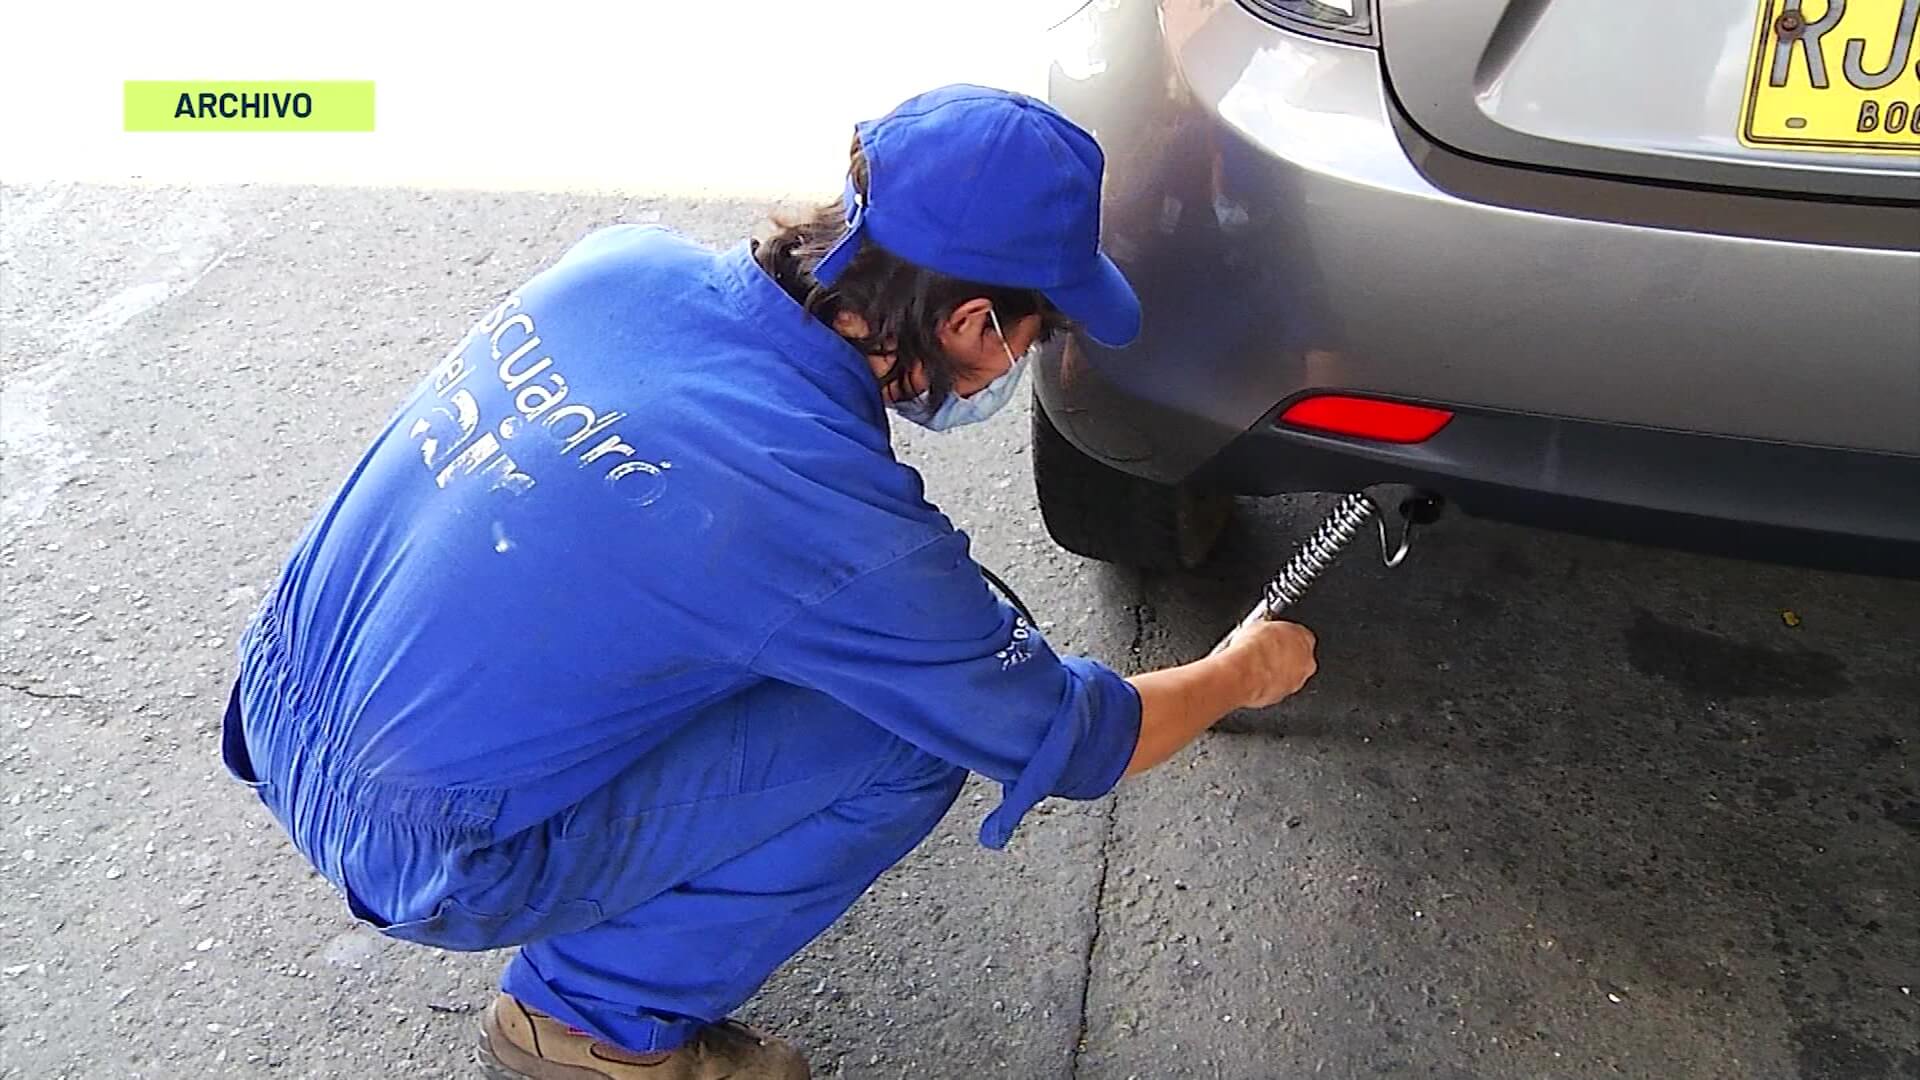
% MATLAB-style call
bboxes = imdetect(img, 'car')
[1032,0,1920,576]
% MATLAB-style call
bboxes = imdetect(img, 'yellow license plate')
[1740,0,1920,153]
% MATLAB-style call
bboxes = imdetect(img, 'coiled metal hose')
[1212,490,1425,655]
[1259,491,1379,618]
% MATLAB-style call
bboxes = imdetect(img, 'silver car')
[1032,0,1920,574]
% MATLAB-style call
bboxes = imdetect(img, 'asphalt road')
[2,183,1915,1080]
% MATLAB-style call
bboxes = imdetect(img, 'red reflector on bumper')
[1278,396,1454,443]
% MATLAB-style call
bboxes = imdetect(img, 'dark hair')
[756,140,1074,408]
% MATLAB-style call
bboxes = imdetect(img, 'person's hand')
[1124,617,1320,775]
[1219,619,1318,710]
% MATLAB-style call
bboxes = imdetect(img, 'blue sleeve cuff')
[977,656,1141,850]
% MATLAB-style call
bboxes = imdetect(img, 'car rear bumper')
[1194,397,1920,577]
[1042,0,1920,490]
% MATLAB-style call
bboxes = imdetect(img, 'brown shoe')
[476,993,809,1079]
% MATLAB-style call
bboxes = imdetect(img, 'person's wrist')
[1208,648,1258,713]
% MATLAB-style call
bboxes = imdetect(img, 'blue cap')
[812,84,1142,348]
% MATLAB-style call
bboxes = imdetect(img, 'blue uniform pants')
[225,678,967,1053]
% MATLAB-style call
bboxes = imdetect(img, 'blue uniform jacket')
[240,225,1142,854]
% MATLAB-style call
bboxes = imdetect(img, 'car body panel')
[1376,0,1920,200]
[1042,0,1920,496]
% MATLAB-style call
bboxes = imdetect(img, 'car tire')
[1032,400,1233,571]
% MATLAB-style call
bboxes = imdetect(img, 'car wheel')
[1032,400,1233,571]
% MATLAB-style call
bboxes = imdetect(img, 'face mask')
[891,308,1036,432]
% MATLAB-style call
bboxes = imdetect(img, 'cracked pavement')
[2,183,1916,1079]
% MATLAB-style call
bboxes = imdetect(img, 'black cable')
[978,564,1036,627]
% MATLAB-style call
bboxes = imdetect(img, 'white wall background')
[2,1,1087,196]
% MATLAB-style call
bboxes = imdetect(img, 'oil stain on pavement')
[1624,608,1850,700]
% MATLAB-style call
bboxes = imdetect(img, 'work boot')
[476,993,810,1079]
